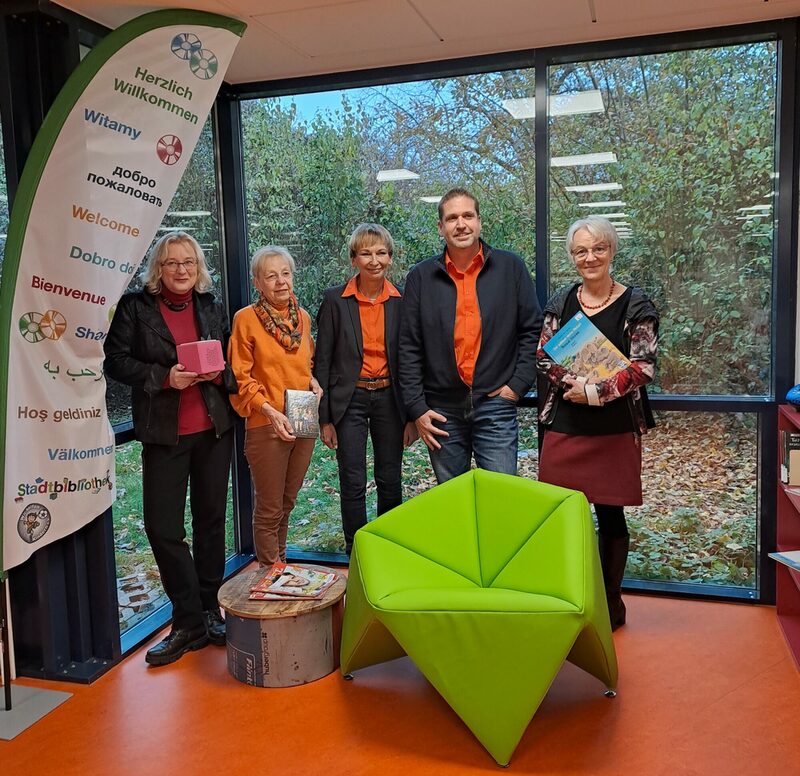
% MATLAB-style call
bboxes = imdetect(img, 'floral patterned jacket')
[536,283,659,435]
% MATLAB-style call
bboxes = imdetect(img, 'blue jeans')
[428,395,519,483]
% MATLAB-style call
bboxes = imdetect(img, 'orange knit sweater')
[228,304,314,429]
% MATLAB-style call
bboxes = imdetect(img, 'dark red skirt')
[538,430,643,506]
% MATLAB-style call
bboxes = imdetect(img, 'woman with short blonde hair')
[314,223,416,555]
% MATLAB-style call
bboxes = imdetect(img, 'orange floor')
[2,594,800,775]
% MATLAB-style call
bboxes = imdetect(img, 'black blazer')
[313,283,405,426]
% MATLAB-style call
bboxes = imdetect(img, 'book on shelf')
[249,563,337,600]
[542,311,630,382]
[284,389,320,438]
[769,550,800,572]
[779,430,800,485]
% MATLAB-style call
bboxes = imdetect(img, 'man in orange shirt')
[399,188,542,482]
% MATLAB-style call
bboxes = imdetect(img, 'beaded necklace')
[578,279,615,310]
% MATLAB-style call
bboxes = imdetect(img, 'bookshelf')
[776,405,800,669]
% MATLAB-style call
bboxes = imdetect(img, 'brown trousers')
[244,424,315,564]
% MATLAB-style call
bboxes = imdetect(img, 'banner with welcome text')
[0,10,246,574]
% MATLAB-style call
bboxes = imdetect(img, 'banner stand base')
[17,655,116,685]
[0,684,71,739]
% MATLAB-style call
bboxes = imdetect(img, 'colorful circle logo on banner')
[40,309,67,340]
[157,134,183,165]
[18,310,67,342]
[19,312,46,342]
[190,49,218,79]
[18,503,52,543]
[171,33,202,60]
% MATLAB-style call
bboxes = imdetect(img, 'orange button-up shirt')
[445,246,485,386]
[342,277,401,378]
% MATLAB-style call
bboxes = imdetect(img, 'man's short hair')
[348,223,395,258]
[438,188,480,221]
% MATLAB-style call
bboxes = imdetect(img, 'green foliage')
[550,45,775,394]
[236,44,775,398]
[627,506,755,585]
[112,441,235,578]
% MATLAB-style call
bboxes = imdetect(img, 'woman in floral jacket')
[537,216,658,631]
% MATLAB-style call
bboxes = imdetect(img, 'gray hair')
[566,216,618,256]
[250,245,296,280]
[142,232,213,294]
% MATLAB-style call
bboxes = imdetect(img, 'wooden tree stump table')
[218,565,346,688]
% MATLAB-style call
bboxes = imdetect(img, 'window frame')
[222,19,798,604]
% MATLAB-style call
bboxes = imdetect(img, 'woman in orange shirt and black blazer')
[314,224,417,555]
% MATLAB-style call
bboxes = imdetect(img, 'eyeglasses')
[571,244,610,261]
[162,259,197,272]
[260,269,293,285]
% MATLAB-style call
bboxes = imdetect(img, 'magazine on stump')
[249,563,337,600]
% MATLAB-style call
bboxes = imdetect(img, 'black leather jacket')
[104,290,237,445]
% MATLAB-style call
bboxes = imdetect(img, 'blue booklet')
[543,311,630,381]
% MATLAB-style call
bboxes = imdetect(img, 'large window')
[242,69,538,555]
[238,37,780,598]
[548,44,776,397]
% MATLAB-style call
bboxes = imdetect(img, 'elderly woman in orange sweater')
[229,246,322,565]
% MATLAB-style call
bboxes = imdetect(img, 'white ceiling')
[54,0,800,85]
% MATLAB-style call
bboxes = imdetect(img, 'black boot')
[204,608,226,646]
[599,534,629,631]
[145,624,209,666]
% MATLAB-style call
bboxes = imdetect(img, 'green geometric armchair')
[340,469,618,766]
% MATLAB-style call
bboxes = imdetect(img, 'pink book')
[176,340,225,374]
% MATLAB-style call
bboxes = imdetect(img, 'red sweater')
[159,291,213,436]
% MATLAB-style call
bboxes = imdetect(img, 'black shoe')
[204,608,226,646]
[145,625,209,666]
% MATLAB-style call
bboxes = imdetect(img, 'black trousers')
[335,387,404,553]
[141,428,233,630]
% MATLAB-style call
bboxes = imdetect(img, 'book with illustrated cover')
[769,550,800,572]
[249,563,337,600]
[543,311,631,381]
[284,389,320,438]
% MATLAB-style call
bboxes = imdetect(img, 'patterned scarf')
[253,293,303,351]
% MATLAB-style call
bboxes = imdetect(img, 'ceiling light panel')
[502,89,605,120]
[551,152,617,167]
[376,168,420,182]
[565,183,623,193]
